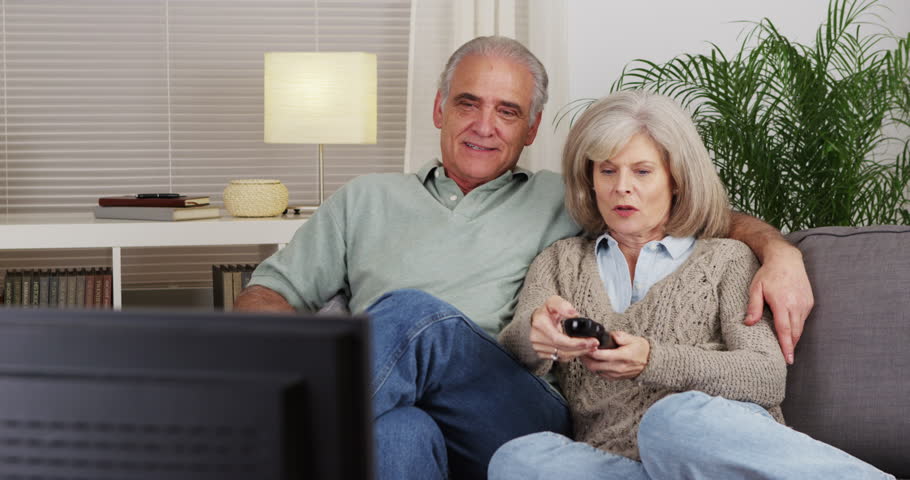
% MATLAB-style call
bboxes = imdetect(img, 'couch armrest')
[782,225,910,477]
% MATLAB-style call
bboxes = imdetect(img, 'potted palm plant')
[562,0,909,231]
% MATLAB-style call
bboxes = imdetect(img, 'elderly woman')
[489,91,892,480]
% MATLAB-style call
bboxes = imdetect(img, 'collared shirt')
[249,159,580,335]
[595,233,695,313]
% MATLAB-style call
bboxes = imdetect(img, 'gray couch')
[781,225,909,478]
[326,224,909,476]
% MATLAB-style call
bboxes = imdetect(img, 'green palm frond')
[571,0,909,229]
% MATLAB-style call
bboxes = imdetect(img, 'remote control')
[562,317,617,349]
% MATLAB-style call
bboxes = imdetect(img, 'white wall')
[545,0,910,172]
[568,0,910,99]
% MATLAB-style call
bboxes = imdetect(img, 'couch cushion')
[782,225,910,477]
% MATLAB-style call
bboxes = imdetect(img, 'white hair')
[438,36,548,125]
[563,90,731,238]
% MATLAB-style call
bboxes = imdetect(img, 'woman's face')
[593,133,675,240]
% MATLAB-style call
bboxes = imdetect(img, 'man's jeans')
[488,391,894,480]
[367,289,571,480]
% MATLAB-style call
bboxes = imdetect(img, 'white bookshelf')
[0,211,308,308]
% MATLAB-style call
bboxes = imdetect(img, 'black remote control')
[562,317,617,349]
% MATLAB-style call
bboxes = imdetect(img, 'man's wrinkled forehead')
[447,55,535,108]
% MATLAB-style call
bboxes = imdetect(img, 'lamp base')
[282,143,326,216]
[284,205,321,216]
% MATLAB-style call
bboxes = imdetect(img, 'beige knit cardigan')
[498,236,788,460]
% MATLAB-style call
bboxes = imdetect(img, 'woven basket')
[223,179,289,217]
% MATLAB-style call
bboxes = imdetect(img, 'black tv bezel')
[0,307,373,480]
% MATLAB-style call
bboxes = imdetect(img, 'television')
[0,307,373,480]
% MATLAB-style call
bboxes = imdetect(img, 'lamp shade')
[264,52,377,144]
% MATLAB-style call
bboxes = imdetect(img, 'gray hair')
[438,36,548,125]
[563,90,731,238]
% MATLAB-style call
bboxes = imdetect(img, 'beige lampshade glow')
[264,52,377,144]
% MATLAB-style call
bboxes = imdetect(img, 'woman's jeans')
[488,391,895,480]
[366,289,572,480]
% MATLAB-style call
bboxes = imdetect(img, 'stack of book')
[2,268,113,308]
[94,194,219,221]
[212,264,258,311]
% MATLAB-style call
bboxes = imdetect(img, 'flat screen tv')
[0,307,372,480]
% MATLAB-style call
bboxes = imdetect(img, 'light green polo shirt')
[248,160,581,335]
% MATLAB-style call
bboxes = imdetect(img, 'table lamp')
[264,52,377,211]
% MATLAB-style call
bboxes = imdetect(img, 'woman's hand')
[529,295,600,362]
[580,331,650,379]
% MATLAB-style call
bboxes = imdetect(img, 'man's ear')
[432,90,444,129]
[525,112,543,145]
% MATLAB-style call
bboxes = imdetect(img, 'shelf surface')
[0,211,309,249]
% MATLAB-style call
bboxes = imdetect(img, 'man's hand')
[529,295,599,362]
[728,212,815,365]
[579,331,650,380]
[745,245,814,365]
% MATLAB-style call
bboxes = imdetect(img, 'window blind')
[0,0,411,289]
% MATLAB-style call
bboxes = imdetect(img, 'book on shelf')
[38,272,50,307]
[93,205,220,222]
[102,269,112,307]
[3,271,13,306]
[98,195,210,208]
[212,264,258,311]
[13,272,23,305]
[221,265,236,311]
[48,272,58,308]
[84,270,96,307]
[231,268,243,305]
[66,272,78,307]
[74,270,86,307]
[21,272,31,307]
[56,270,68,307]
[212,266,225,311]
[30,275,39,306]
[93,271,103,307]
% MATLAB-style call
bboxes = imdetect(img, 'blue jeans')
[489,391,894,480]
[367,289,572,480]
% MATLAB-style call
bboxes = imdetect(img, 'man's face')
[433,55,541,193]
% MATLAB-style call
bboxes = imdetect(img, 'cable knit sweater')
[498,236,788,460]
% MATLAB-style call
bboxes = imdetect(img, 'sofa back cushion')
[782,225,910,477]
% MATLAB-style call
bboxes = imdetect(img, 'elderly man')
[235,36,813,479]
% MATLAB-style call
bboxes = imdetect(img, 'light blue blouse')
[594,234,696,313]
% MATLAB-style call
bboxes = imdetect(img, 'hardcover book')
[13,273,23,306]
[93,272,103,307]
[57,270,69,307]
[30,275,40,306]
[98,195,210,208]
[231,268,243,305]
[102,269,112,308]
[223,265,237,311]
[74,270,86,307]
[48,272,58,308]
[3,272,13,306]
[84,271,96,307]
[21,272,31,307]
[212,265,225,311]
[93,205,220,222]
[66,272,78,307]
[38,272,50,307]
